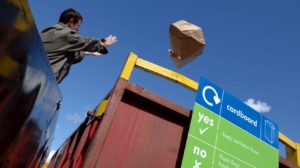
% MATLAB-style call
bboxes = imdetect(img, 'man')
[41,8,117,83]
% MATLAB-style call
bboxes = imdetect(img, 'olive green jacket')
[41,22,108,83]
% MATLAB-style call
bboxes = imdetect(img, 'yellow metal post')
[95,99,108,117]
[279,132,297,150]
[135,58,198,92]
[286,143,300,166]
[279,132,300,166]
[120,52,138,80]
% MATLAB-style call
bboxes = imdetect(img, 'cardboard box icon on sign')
[265,120,275,144]
[169,20,205,68]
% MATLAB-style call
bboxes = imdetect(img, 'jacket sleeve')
[67,30,108,54]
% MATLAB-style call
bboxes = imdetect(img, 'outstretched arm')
[84,35,117,56]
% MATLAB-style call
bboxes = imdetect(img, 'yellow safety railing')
[120,52,198,91]
[280,132,300,166]
[120,52,300,166]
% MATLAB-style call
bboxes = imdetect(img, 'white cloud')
[65,105,93,124]
[46,150,56,163]
[66,112,85,124]
[244,98,271,113]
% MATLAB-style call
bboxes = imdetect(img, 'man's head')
[59,8,82,32]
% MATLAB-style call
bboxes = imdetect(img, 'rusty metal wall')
[94,91,189,167]
[0,0,62,167]
[78,79,189,168]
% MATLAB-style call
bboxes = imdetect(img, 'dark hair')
[59,8,83,24]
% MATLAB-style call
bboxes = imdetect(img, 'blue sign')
[221,92,261,138]
[196,77,223,115]
[195,77,279,149]
[261,115,279,148]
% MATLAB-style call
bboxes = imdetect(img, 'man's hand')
[103,35,117,47]
[84,51,102,56]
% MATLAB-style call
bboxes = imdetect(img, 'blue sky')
[28,0,300,160]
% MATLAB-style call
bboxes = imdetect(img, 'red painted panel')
[70,119,100,168]
[49,118,101,168]
[95,96,186,168]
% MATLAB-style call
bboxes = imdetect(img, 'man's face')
[69,19,81,32]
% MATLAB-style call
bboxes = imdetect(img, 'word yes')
[198,112,214,127]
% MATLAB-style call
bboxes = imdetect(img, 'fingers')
[93,52,102,56]
[84,51,102,56]
[105,35,117,46]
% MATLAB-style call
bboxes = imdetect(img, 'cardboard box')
[169,20,205,68]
